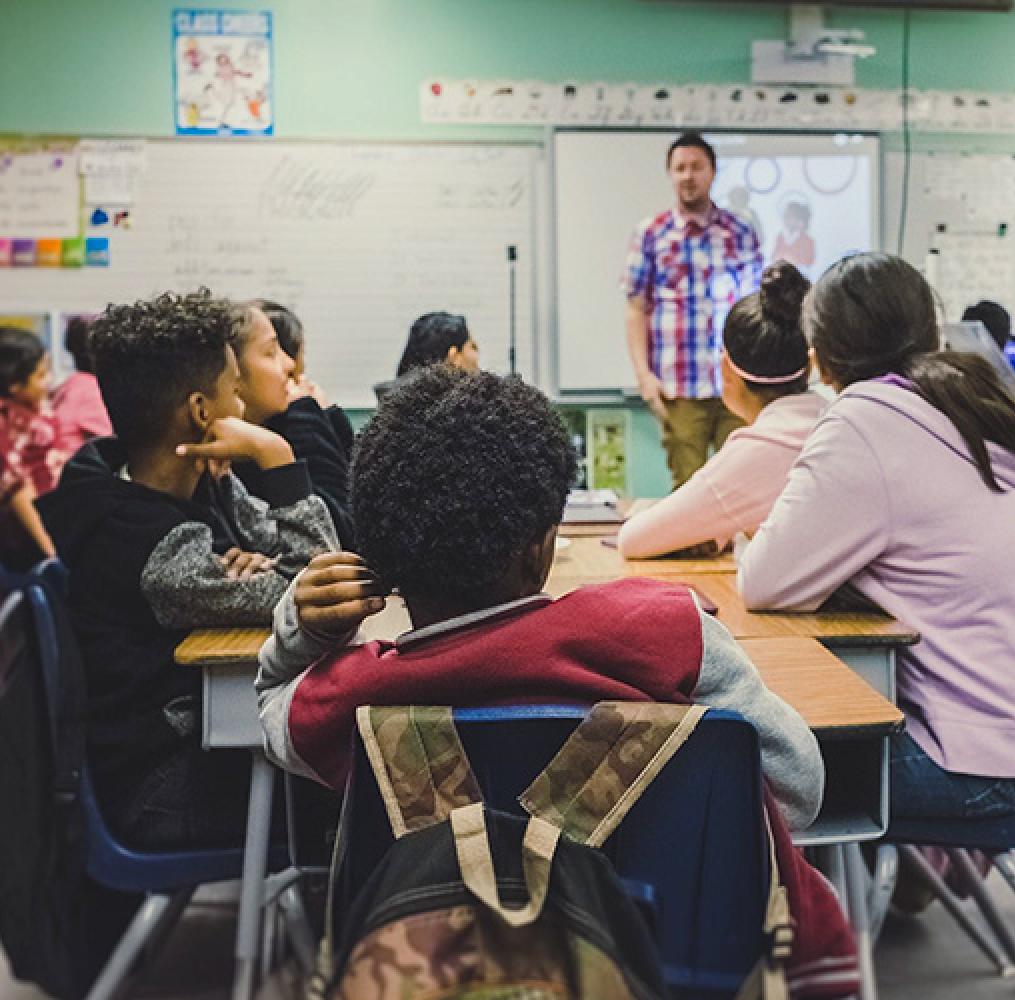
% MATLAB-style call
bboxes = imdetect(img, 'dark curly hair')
[90,290,242,449]
[351,366,577,604]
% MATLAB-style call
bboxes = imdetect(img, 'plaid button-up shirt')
[623,204,762,400]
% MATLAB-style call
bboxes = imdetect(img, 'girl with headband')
[619,261,827,559]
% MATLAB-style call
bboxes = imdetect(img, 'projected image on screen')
[552,129,880,391]
[713,143,873,280]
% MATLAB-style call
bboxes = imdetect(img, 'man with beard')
[624,132,763,488]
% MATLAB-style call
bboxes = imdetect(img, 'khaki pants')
[660,396,744,490]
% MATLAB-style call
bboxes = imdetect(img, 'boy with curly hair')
[257,366,821,830]
[41,290,337,848]
[257,367,864,996]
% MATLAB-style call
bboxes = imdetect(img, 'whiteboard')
[553,129,879,393]
[0,141,537,408]
[885,149,1015,322]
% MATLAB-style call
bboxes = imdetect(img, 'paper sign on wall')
[0,148,79,240]
[173,9,274,136]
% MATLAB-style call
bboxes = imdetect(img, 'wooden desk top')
[175,626,269,666]
[175,627,901,737]
[548,546,917,646]
[739,638,903,737]
[682,574,918,646]
[554,535,736,576]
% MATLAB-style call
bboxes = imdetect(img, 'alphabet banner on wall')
[420,79,1015,135]
[173,9,274,136]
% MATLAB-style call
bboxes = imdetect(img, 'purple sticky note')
[12,239,35,266]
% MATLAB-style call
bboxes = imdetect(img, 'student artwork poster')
[173,9,274,136]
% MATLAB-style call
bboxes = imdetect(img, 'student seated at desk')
[230,300,355,548]
[619,262,827,559]
[255,299,351,448]
[373,311,479,402]
[257,366,858,995]
[51,315,112,454]
[0,326,70,568]
[41,291,337,848]
[739,252,1015,825]
[962,299,1015,371]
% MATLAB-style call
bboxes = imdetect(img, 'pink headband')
[725,354,807,385]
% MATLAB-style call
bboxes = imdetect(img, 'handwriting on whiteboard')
[258,157,376,220]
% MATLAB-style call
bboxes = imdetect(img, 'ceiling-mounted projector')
[752,5,877,86]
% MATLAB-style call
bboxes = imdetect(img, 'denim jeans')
[890,731,1015,821]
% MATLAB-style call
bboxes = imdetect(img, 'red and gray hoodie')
[257,576,859,997]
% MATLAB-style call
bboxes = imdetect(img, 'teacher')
[624,132,763,488]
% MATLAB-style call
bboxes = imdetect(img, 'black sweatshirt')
[39,437,337,810]
[234,397,356,548]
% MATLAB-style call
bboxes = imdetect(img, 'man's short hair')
[666,131,716,171]
[351,367,577,604]
[90,290,241,449]
[962,300,1012,352]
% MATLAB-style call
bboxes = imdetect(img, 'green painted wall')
[3,0,1014,495]
[4,0,1015,138]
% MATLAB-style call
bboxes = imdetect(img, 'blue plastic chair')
[317,704,770,999]
[885,815,1015,976]
[13,572,280,1000]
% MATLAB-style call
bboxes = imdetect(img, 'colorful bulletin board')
[173,9,274,136]
[0,139,86,270]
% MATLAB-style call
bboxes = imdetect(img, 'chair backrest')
[21,575,250,892]
[30,557,70,599]
[328,704,768,996]
[0,585,85,997]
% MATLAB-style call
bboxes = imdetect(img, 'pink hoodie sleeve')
[738,411,891,611]
[617,464,737,558]
[617,433,777,558]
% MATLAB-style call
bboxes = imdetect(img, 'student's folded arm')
[221,463,339,577]
[690,603,824,830]
[617,467,734,559]
[738,413,890,612]
[141,521,297,629]
[256,576,358,781]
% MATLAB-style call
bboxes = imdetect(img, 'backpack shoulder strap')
[733,811,793,1000]
[519,701,708,848]
[355,705,482,837]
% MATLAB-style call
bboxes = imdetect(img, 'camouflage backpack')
[310,702,792,1000]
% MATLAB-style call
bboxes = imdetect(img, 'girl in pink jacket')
[619,261,827,559]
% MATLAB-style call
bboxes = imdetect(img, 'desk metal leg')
[813,844,848,913]
[844,842,878,1000]
[232,752,275,1000]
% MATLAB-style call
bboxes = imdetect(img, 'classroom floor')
[2,874,1013,999]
